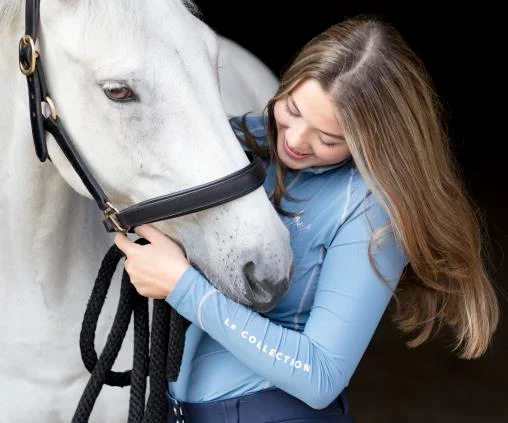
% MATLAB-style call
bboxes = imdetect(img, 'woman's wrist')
[167,262,192,295]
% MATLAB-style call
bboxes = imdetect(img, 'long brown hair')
[245,16,499,359]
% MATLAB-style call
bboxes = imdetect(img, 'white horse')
[0,1,292,422]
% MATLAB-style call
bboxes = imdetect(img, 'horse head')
[1,0,292,311]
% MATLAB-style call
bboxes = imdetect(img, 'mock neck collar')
[299,156,353,175]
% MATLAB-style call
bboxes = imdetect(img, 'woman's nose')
[288,126,311,153]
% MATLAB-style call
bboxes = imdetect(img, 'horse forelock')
[181,0,200,16]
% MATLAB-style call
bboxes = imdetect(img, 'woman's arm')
[166,200,407,409]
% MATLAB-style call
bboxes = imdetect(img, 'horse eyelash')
[102,81,127,90]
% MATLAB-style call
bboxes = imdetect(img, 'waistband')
[167,388,353,423]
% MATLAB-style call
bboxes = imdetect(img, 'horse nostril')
[243,261,289,313]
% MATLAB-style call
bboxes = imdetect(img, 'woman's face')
[274,79,351,170]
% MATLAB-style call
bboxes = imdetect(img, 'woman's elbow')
[300,383,347,410]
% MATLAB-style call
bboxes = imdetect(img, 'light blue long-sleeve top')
[165,114,408,409]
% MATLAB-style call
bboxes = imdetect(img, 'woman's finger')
[114,233,138,256]
[134,224,167,243]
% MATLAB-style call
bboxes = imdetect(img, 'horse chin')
[150,210,292,311]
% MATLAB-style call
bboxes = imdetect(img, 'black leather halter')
[18,0,266,233]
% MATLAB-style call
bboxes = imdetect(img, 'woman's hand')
[114,224,190,299]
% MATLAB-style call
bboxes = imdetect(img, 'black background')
[194,1,507,422]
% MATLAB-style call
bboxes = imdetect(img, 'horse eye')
[103,85,137,102]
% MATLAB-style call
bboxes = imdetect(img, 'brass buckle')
[43,96,57,121]
[19,35,37,76]
[104,201,128,233]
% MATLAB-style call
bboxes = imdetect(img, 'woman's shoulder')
[228,113,268,141]
[329,166,397,246]
[313,161,369,207]
[311,164,391,238]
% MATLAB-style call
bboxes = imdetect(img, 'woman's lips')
[284,138,312,160]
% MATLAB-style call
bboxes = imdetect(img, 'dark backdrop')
[193,1,507,422]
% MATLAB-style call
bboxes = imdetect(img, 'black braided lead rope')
[127,283,150,423]
[167,309,191,381]
[144,300,171,421]
[79,243,136,387]
[75,239,190,423]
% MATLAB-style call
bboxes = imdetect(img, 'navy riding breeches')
[167,388,354,422]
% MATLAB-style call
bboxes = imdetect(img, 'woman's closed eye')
[319,134,346,148]
[320,138,341,148]
[284,98,300,117]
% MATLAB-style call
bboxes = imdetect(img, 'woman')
[115,16,499,422]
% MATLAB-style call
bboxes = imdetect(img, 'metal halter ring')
[19,35,37,76]
[103,201,128,233]
[43,96,57,121]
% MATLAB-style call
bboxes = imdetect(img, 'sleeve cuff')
[165,265,201,308]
